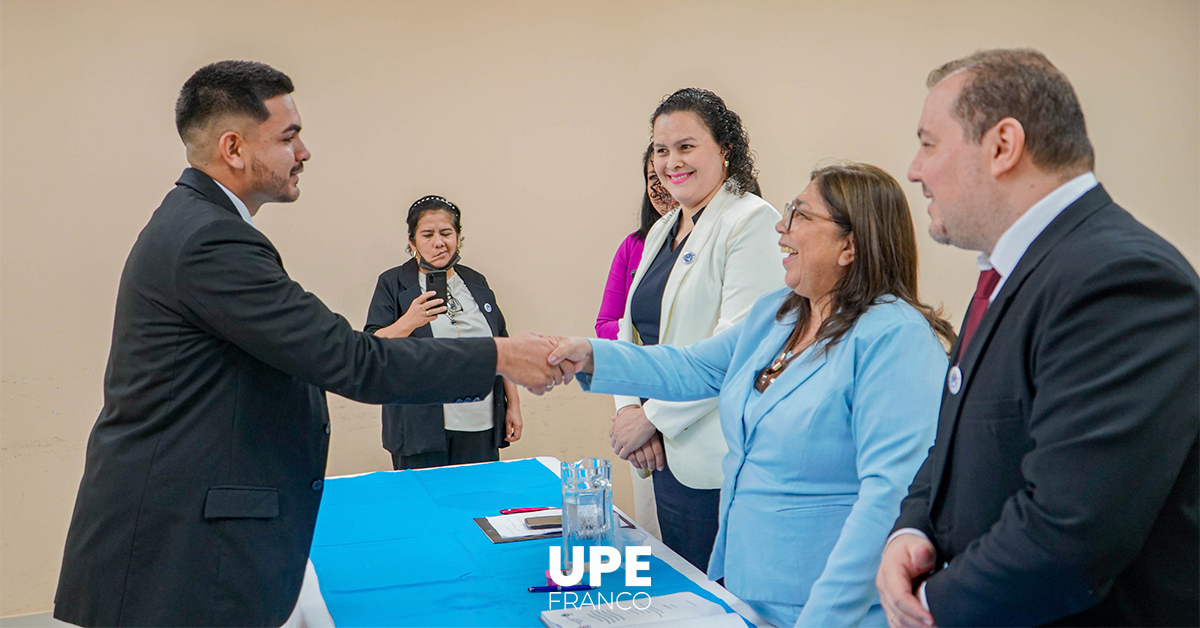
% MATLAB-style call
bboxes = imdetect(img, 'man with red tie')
[876,49,1198,627]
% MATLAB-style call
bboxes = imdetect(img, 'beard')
[249,157,300,204]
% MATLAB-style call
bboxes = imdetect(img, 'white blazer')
[616,184,783,489]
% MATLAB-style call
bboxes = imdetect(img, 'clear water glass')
[560,458,614,570]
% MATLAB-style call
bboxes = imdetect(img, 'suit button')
[324,423,331,434]
[312,480,323,491]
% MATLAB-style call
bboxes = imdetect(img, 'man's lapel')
[927,185,1114,510]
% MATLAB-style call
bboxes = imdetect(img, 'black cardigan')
[364,258,510,455]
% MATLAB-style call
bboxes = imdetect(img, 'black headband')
[408,195,460,221]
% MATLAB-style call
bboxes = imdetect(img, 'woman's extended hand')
[375,291,445,338]
[547,336,594,375]
[611,405,657,459]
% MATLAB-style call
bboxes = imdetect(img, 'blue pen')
[528,584,596,593]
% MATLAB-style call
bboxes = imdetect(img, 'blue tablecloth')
[309,459,735,627]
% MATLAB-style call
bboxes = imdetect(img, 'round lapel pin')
[484,303,492,313]
[682,252,695,264]
[947,366,962,395]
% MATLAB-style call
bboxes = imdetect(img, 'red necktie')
[957,269,1001,362]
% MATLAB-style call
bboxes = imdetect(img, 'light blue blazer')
[580,289,946,628]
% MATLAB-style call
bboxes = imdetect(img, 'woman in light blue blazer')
[551,163,956,627]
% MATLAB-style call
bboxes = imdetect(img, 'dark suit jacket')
[54,169,497,627]
[894,185,1199,627]
[363,259,511,455]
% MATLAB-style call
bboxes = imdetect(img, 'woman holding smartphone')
[609,88,783,571]
[364,195,522,469]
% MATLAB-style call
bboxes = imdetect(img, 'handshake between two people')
[493,332,593,395]
[494,333,665,473]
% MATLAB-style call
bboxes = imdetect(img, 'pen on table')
[500,507,554,514]
[528,585,596,593]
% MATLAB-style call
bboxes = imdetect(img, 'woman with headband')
[364,195,522,469]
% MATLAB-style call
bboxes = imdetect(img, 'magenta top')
[595,232,646,339]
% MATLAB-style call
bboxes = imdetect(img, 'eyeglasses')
[783,200,837,231]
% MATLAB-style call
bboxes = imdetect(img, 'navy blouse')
[630,208,705,347]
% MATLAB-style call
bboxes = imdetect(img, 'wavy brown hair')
[777,163,956,351]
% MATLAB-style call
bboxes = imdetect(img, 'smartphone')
[425,270,448,308]
[525,515,562,530]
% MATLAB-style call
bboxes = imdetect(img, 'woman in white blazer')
[609,88,783,570]
[554,163,956,627]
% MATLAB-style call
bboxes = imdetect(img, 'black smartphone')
[525,515,562,530]
[425,270,448,307]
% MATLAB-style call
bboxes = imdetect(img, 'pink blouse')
[595,232,646,339]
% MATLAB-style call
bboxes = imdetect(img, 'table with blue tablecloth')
[300,457,767,627]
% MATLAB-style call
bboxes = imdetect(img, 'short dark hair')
[175,60,294,144]
[650,88,759,195]
[778,162,955,352]
[929,48,1094,173]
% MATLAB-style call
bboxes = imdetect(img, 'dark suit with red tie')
[893,184,1199,626]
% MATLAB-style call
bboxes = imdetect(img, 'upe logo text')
[548,546,652,586]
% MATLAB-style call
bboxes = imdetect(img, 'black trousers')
[652,458,721,572]
[391,429,498,470]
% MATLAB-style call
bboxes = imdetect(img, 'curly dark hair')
[650,88,758,196]
[175,60,293,145]
[636,144,664,240]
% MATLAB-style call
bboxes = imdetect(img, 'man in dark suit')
[876,49,1198,627]
[53,60,567,627]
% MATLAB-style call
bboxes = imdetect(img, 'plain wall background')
[1,0,1196,616]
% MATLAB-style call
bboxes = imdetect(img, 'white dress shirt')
[212,179,257,229]
[977,172,1098,301]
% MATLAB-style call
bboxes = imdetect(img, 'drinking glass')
[560,458,614,570]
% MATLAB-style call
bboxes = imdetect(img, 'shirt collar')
[212,179,257,230]
[977,172,1097,300]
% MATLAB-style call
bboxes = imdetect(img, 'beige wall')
[1,0,1196,616]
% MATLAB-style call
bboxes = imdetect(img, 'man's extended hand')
[495,332,570,395]
[877,534,937,628]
